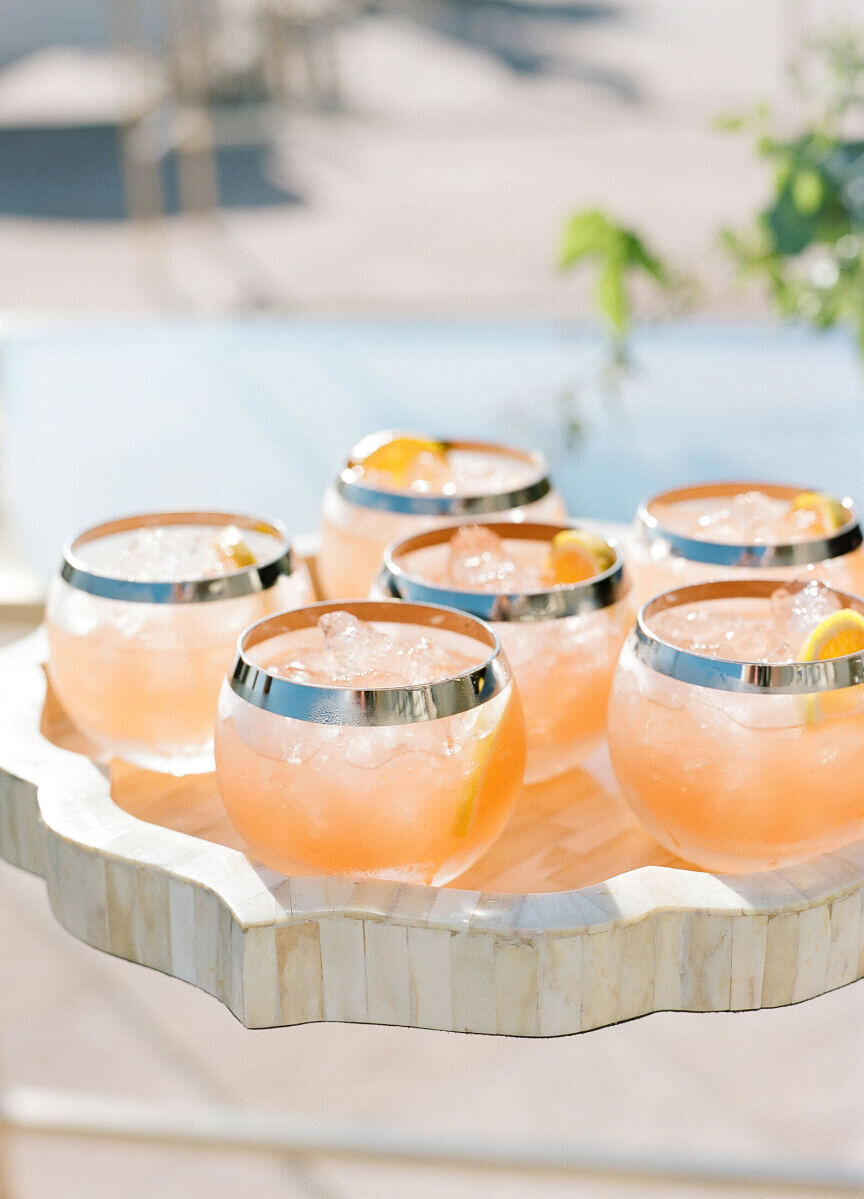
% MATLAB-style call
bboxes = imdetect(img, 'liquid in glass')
[631,483,864,603]
[319,431,566,599]
[47,512,313,774]
[215,601,526,883]
[378,522,631,782]
[608,577,864,873]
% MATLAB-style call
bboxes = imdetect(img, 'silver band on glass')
[377,522,627,622]
[634,579,864,694]
[229,599,510,726]
[637,482,862,567]
[60,510,294,604]
[335,431,552,516]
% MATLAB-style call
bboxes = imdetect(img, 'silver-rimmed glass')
[318,431,566,599]
[214,599,527,883]
[631,481,864,603]
[608,578,864,873]
[46,509,313,775]
[376,521,633,782]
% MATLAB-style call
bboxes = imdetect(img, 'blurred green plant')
[717,29,864,351]
[558,209,673,347]
[555,209,679,442]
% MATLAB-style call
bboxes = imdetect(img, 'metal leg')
[0,1065,13,1199]
[2,1086,864,1194]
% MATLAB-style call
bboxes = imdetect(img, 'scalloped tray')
[2,629,864,1034]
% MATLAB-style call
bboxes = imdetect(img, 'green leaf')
[596,253,628,335]
[712,112,746,133]
[792,168,825,214]
[559,210,617,268]
[623,232,667,282]
[764,188,820,255]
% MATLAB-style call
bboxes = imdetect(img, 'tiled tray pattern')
[2,630,864,1034]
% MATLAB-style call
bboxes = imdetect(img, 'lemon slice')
[797,609,864,662]
[451,700,505,837]
[359,436,447,487]
[215,524,256,568]
[791,491,849,535]
[797,608,864,721]
[545,530,616,585]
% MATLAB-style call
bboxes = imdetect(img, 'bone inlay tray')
[2,629,864,1034]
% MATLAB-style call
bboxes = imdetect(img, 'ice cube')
[405,449,455,493]
[650,600,780,662]
[770,577,843,654]
[447,525,516,588]
[319,611,395,679]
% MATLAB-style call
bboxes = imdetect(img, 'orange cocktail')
[630,482,864,604]
[608,577,864,873]
[377,522,632,782]
[215,600,526,883]
[47,510,313,774]
[318,431,566,599]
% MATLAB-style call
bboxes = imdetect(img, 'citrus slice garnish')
[797,608,864,721]
[791,491,849,536]
[359,436,447,487]
[797,608,864,663]
[545,530,616,585]
[451,698,504,837]
[215,524,256,569]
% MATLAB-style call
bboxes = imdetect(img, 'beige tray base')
[2,629,864,1035]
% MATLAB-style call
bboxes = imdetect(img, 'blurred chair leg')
[315,21,342,111]
[118,119,166,223]
[175,110,220,214]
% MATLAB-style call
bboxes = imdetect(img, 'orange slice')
[797,608,864,721]
[545,530,616,585]
[215,524,256,568]
[359,436,447,486]
[791,492,849,536]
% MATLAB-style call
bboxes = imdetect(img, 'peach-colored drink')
[378,523,632,782]
[631,483,864,603]
[215,601,526,883]
[608,578,864,873]
[47,511,313,774]
[319,431,566,599]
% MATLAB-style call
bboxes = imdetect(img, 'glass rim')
[228,598,512,726]
[637,481,862,567]
[633,578,864,694]
[334,430,552,516]
[60,509,294,604]
[378,521,628,621]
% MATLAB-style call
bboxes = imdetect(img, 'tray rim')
[3,627,864,1034]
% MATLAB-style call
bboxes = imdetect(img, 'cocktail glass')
[630,482,864,604]
[318,430,566,600]
[47,510,313,774]
[376,522,631,783]
[214,599,526,882]
[607,577,864,873]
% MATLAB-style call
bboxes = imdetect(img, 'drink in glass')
[47,510,313,774]
[631,482,864,603]
[215,599,526,883]
[608,577,864,873]
[377,522,631,782]
[318,431,566,599]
